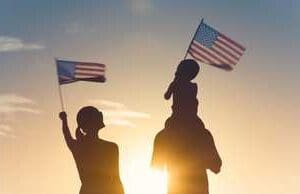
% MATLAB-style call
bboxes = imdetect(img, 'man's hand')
[59,111,67,121]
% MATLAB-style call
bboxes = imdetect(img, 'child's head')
[76,106,105,135]
[175,59,200,81]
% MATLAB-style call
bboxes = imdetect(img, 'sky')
[0,0,299,194]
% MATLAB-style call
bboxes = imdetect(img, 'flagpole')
[55,58,65,111]
[183,18,204,60]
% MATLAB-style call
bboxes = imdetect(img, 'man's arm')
[112,144,125,194]
[151,133,165,170]
[206,130,222,174]
[59,112,76,150]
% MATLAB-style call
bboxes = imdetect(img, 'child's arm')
[164,81,176,100]
[59,112,76,150]
[191,83,198,98]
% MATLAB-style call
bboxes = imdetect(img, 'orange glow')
[121,159,168,194]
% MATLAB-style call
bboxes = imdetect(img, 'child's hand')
[59,112,67,121]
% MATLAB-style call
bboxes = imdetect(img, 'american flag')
[56,59,106,85]
[187,21,246,71]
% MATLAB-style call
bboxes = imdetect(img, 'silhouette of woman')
[59,106,124,194]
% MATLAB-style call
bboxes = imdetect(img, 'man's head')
[76,106,105,134]
[175,59,200,81]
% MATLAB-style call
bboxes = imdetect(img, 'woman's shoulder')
[98,139,119,151]
[190,82,198,88]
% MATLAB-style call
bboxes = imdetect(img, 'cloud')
[0,94,40,114]
[104,110,150,119]
[0,36,44,52]
[105,118,137,128]
[128,0,153,15]
[89,99,150,128]
[0,130,8,137]
[0,124,11,131]
[0,124,13,138]
[89,99,125,109]
[0,94,40,138]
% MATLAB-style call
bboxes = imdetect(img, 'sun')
[121,159,168,194]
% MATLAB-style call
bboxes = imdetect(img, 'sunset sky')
[0,1,299,194]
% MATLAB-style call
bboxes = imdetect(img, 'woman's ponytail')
[75,127,86,142]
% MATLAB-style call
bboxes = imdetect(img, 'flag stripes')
[187,21,245,70]
[75,63,105,79]
[56,60,106,84]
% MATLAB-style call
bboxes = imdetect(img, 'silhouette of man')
[152,59,222,194]
[59,106,124,194]
[152,123,222,194]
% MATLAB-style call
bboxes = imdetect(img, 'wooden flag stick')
[183,18,204,60]
[55,58,65,111]
[57,82,65,111]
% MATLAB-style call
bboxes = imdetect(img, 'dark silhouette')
[59,107,124,194]
[164,59,205,130]
[152,59,222,194]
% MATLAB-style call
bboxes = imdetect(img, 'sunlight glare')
[122,160,168,194]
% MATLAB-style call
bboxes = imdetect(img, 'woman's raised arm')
[59,112,76,150]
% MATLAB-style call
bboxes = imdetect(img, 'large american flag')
[187,21,246,71]
[56,59,106,85]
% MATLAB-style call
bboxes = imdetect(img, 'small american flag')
[187,20,246,71]
[56,59,106,85]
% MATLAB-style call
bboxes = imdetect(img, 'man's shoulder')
[154,128,171,140]
[197,128,216,148]
[154,128,179,147]
[197,128,213,139]
[203,128,213,137]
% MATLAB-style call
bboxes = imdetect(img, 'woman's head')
[175,59,200,81]
[76,106,105,135]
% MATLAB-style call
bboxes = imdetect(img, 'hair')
[175,59,200,81]
[76,106,105,134]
